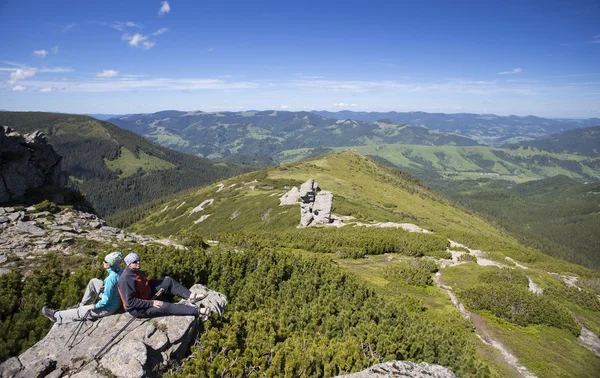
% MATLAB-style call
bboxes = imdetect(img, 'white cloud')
[62,23,76,33]
[122,33,156,49]
[39,87,58,92]
[96,70,119,78]
[152,28,168,36]
[498,68,523,75]
[8,68,36,84]
[33,49,48,58]
[12,85,26,91]
[39,67,74,73]
[51,46,59,54]
[18,77,259,92]
[158,1,171,15]
[110,21,142,31]
[333,102,358,107]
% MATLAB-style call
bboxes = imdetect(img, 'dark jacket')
[118,267,152,311]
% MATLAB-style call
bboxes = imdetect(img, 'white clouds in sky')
[122,33,156,50]
[62,23,76,33]
[39,87,57,92]
[333,102,358,107]
[52,46,59,54]
[96,70,119,78]
[110,21,142,31]
[498,68,522,75]
[152,28,168,36]
[12,85,26,91]
[158,1,171,15]
[8,68,36,84]
[33,50,48,58]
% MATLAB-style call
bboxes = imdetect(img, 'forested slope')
[0,111,246,216]
[516,125,600,156]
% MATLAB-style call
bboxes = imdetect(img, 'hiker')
[42,252,124,323]
[117,253,209,318]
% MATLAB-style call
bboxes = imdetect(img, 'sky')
[1,0,599,118]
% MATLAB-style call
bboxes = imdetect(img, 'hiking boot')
[42,306,57,322]
[197,307,211,322]
[185,292,207,306]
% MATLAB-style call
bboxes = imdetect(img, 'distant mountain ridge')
[107,110,478,159]
[516,125,600,156]
[0,111,245,217]
[313,110,600,146]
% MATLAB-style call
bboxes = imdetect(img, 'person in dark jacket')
[117,253,208,318]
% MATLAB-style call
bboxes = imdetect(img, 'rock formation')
[0,127,68,204]
[282,178,333,227]
[335,361,456,378]
[0,206,185,276]
[0,284,227,378]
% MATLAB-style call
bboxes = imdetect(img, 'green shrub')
[478,268,529,287]
[460,283,580,336]
[384,263,434,287]
[33,200,60,214]
[458,254,477,263]
[424,250,452,259]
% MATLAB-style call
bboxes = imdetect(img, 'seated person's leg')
[131,302,199,318]
[55,305,94,324]
[80,278,104,306]
[150,276,192,300]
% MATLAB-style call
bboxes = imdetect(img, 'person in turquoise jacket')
[42,252,124,323]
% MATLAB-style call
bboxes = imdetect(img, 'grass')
[105,147,175,178]
[275,144,600,184]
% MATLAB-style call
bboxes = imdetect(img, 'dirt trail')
[437,242,538,378]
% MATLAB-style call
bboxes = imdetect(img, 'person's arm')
[118,271,152,310]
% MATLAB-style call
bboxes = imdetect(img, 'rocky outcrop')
[281,178,334,227]
[0,206,185,276]
[0,284,227,378]
[335,361,456,378]
[0,127,68,204]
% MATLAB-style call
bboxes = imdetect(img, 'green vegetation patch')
[460,283,580,336]
[105,147,175,178]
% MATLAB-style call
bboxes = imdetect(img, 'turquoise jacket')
[95,267,123,311]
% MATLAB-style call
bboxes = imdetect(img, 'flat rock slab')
[336,361,456,378]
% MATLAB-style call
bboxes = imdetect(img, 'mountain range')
[313,110,600,146]
[107,110,479,160]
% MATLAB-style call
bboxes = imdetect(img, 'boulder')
[0,283,227,378]
[0,126,68,204]
[296,178,334,227]
[335,361,456,378]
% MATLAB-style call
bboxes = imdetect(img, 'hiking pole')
[67,286,104,348]
[94,288,165,360]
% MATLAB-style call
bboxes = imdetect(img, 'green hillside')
[442,176,600,270]
[275,144,600,184]
[126,150,600,377]
[0,111,245,216]
[108,110,478,160]
[517,125,600,156]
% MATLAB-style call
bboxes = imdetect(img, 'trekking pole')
[94,288,164,360]
[67,286,104,348]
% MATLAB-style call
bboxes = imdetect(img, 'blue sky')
[1,0,599,117]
